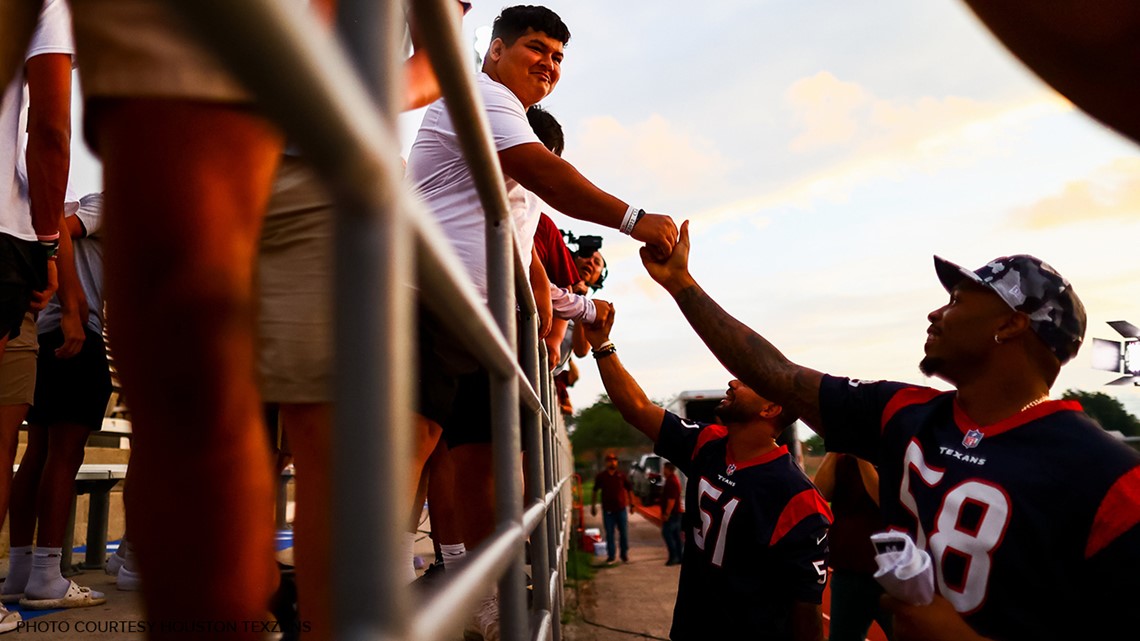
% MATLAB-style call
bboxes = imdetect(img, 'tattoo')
[673,283,823,430]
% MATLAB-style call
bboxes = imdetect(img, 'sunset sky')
[65,0,1140,423]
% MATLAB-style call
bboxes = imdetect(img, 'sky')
[68,0,1140,423]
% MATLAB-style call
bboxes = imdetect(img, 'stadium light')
[1093,321,1140,386]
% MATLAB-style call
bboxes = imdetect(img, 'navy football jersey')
[655,411,832,641]
[820,375,1140,641]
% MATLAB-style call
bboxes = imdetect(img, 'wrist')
[619,205,645,235]
[664,273,697,297]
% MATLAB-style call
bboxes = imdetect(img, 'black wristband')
[592,345,617,359]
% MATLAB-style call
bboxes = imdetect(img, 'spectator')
[591,451,634,564]
[6,192,107,611]
[813,452,893,641]
[583,307,831,641]
[659,461,683,566]
[641,224,1140,641]
[255,1,470,636]
[406,5,676,635]
[0,0,77,629]
[0,0,71,369]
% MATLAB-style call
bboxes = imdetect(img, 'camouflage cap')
[933,255,1086,363]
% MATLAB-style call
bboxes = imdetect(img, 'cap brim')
[933,255,982,294]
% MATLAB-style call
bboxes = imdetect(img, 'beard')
[714,403,746,424]
[919,355,943,378]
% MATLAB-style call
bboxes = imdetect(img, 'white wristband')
[619,205,638,235]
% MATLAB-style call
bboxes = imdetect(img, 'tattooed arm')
[639,221,826,434]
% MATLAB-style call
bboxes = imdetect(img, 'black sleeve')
[654,411,713,478]
[818,374,911,464]
[774,515,831,604]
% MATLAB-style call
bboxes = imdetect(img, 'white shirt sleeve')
[550,284,596,323]
[479,73,542,152]
[27,0,75,61]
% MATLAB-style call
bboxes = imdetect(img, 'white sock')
[122,540,140,573]
[3,546,33,595]
[27,547,71,599]
[441,543,466,573]
[404,532,417,583]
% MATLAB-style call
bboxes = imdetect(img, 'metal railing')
[165,1,575,639]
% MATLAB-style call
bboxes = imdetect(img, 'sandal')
[19,581,106,610]
[0,605,19,634]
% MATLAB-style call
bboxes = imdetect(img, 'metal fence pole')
[521,319,553,639]
[332,1,412,639]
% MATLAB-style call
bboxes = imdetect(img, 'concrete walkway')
[562,505,678,641]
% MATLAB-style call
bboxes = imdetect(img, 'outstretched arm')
[499,143,677,259]
[582,306,666,441]
[640,221,826,435]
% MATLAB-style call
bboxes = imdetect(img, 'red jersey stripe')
[882,387,945,432]
[1085,465,1140,559]
[770,488,834,546]
[692,424,729,461]
[952,399,1083,437]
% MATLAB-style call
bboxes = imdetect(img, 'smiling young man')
[405,6,677,639]
[582,308,831,641]
[641,223,1140,641]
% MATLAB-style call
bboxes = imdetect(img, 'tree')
[802,433,825,457]
[1061,389,1140,437]
[569,395,652,462]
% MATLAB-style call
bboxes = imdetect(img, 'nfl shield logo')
[962,429,984,449]
[726,463,736,476]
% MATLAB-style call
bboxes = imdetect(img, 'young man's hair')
[491,5,571,47]
[527,105,564,156]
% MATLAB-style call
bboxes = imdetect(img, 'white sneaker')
[0,604,20,634]
[105,550,126,576]
[116,566,142,592]
[463,594,499,641]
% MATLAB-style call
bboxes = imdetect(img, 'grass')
[565,545,598,582]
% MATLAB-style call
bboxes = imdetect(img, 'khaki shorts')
[0,313,39,406]
[257,155,333,404]
[70,0,250,103]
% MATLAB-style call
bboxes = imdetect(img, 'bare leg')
[448,443,496,549]
[29,423,90,548]
[279,403,332,641]
[96,99,281,637]
[0,404,27,531]
[8,422,46,548]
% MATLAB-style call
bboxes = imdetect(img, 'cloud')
[785,72,870,152]
[785,70,1051,158]
[570,114,731,206]
[685,85,1072,227]
[1007,157,1140,229]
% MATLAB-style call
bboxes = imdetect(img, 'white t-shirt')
[406,72,543,302]
[0,0,74,239]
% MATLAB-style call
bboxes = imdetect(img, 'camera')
[561,230,607,291]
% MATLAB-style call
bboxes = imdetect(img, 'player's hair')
[771,405,800,435]
[491,5,571,47]
[527,105,564,156]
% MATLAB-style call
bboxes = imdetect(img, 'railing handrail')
[163,1,575,639]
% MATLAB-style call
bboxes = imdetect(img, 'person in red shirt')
[591,452,634,563]
[660,462,684,566]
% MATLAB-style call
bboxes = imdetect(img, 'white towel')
[870,531,934,606]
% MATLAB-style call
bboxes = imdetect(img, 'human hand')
[640,219,694,295]
[630,212,678,261]
[584,300,615,349]
[881,594,991,641]
[28,259,58,311]
[544,333,561,368]
[536,292,553,341]
[56,306,86,359]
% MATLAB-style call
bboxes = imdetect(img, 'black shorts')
[26,327,113,430]
[0,234,47,340]
[416,310,493,448]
